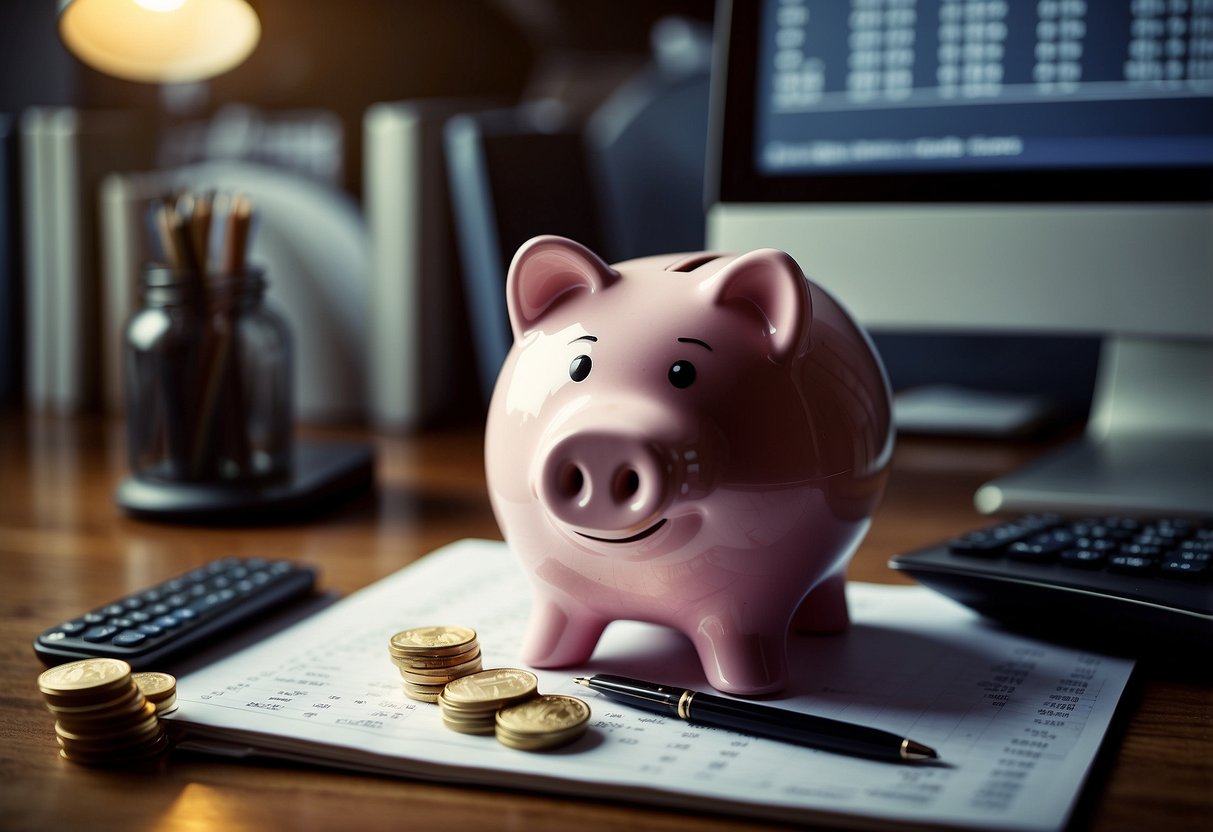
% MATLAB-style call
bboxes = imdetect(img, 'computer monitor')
[707,0,1213,517]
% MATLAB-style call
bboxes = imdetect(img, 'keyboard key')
[1007,538,1067,563]
[1107,555,1155,575]
[1118,543,1164,560]
[1061,548,1107,568]
[1161,559,1209,580]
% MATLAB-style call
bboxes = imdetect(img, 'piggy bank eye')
[668,360,696,388]
[569,355,592,382]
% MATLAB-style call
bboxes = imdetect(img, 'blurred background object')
[58,0,261,85]
[4,0,1188,463]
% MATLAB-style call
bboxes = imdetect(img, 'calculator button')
[137,623,163,636]
[83,625,120,642]
[56,620,86,634]
[112,630,148,647]
[148,603,171,616]
[185,596,223,616]
[109,617,136,629]
[83,611,107,624]
[122,597,144,610]
[153,615,182,630]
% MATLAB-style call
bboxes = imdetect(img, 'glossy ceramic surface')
[485,236,893,694]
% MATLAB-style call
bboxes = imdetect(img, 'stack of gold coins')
[495,694,592,751]
[437,668,539,734]
[388,626,484,702]
[38,658,169,766]
[133,672,178,716]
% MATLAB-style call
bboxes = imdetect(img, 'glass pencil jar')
[124,265,293,484]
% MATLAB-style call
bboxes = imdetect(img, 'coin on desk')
[390,625,478,657]
[37,659,169,767]
[437,668,539,734]
[389,626,484,701]
[38,658,133,706]
[133,671,178,715]
[495,694,591,751]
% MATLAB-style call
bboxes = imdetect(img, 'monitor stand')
[975,336,1213,518]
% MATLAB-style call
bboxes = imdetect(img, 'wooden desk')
[1,413,1209,831]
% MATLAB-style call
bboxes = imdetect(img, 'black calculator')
[890,514,1213,654]
[33,557,317,670]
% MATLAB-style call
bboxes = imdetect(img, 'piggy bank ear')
[704,249,812,362]
[507,236,619,339]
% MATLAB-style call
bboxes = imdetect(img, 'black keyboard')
[33,557,317,669]
[889,515,1213,654]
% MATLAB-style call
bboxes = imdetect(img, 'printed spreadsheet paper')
[166,539,1134,831]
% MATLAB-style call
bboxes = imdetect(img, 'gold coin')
[441,716,496,735]
[58,731,170,766]
[133,672,177,703]
[38,658,131,697]
[495,694,590,750]
[54,699,157,735]
[402,680,448,703]
[495,694,591,735]
[395,651,483,676]
[389,626,477,656]
[398,657,483,684]
[439,668,538,709]
[38,659,133,708]
[151,694,178,715]
[390,650,480,674]
[43,682,141,715]
[56,721,164,752]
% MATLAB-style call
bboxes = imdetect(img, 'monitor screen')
[707,0,1213,515]
[715,0,1213,202]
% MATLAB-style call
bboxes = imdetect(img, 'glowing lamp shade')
[59,0,261,84]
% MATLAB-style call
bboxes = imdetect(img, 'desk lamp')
[58,0,260,84]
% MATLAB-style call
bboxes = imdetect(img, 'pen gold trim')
[576,674,939,764]
[677,689,694,720]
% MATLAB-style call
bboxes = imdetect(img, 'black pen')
[574,674,937,763]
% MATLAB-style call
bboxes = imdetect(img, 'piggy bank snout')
[537,430,673,538]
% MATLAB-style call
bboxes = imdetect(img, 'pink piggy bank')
[485,235,893,695]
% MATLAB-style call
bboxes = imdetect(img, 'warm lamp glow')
[58,0,260,84]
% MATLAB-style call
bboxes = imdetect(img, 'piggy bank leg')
[520,597,608,668]
[791,570,850,634]
[688,615,790,696]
